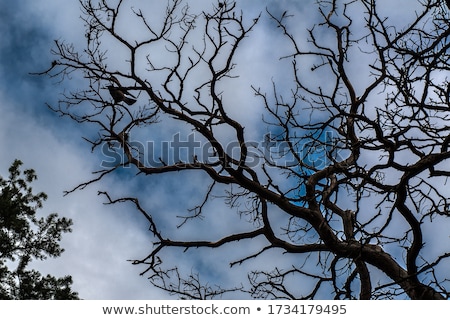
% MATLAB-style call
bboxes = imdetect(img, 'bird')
[107,85,137,105]
[106,76,137,105]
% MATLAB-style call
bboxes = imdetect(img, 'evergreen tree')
[0,159,78,299]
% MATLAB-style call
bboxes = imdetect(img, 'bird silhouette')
[106,76,137,105]
[107,85,137,105]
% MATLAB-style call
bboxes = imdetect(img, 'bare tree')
[39,0,450,299]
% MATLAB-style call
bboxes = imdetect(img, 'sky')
[1,0,448,300]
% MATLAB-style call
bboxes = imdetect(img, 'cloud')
[2,0,449,300]
[0,88,174,298]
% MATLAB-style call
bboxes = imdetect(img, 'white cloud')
[2,0,449,300]
[0,90,173,298]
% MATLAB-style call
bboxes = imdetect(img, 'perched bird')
[107,85,137,105]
